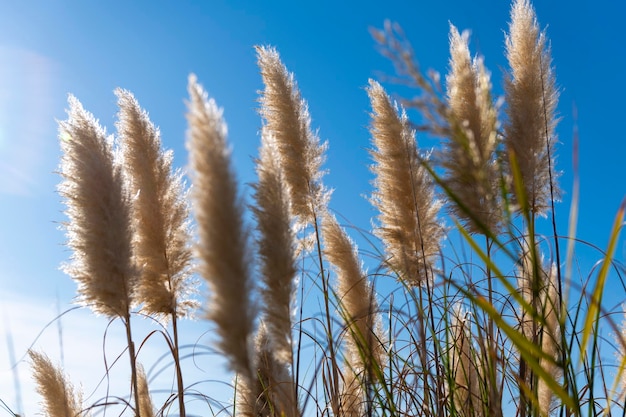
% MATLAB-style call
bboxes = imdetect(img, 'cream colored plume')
[444,25,501,234]
[256,45,328,231]
[137,365,155,417]
[322,213,385,417]
[58,95,135,319]
[186,74,255,381]
[450,307,482,417]
[504,0,560,216]
[252,129,297,366]
[116,89,195,320]
[367,79,443,286]
[235,322,298,417]
[517,241,561,415]
[322,213,384,369]
[30,350,84,417]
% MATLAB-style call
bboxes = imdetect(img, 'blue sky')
[0,1,625,415]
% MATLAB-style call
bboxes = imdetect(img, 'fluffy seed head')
[368,79,443,286]
[58,95,135,318]
[116,89,196,320]
[187,74,256,380]
[444,25,501,234]
[256,45,328,230]
[29,351,82,417]
[504,0,560,216]
[252,129,298,366]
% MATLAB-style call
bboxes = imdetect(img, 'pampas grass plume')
[256,45,328,230]
[252,129,297,366]
[367,79,443,286]
[58,95,135,319]
[444,25,500,234]
[29,351,83,417]
[136,365,155,417]
[504,0,560,215]
[450,307,482,417]
[322,213,384,368]
[116,89,195,320]
[186,74,256,381]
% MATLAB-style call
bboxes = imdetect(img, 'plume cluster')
[35,2,585,416]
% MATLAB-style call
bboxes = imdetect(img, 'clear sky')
[0,1,625,416]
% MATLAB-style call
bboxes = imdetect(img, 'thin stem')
[312,209,340,415]
[171,311,186,417]
[124,313,141,417]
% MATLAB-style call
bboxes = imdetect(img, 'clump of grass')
[26,1,626,417]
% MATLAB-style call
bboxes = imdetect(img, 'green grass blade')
[580,198,625,358]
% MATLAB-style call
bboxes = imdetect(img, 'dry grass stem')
[58,95,135,318]
[186,74,256,381]
[504,0,560,216]
[252,129,298,366]
[367,79,443,286]
[116,89,195,320]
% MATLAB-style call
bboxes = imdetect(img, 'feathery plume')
[136,365,155,417]
[322,213,385,417]
[338,371,363,417]
[234,370,257,417]
[58,95,135,318]
[186,74,255,380]
[504,0,560,216]
[255,322,298,417]
[322,213,384,368]
[367,79,443,286]
[449,307,482,417]
[116,89,195,320]
[252,129,297,366]
[235,323,298,417]
[256,45,328,230]
[444,25,501,234]
[536,264,560,416]
[517,242,561,414]
[29,351,82,417]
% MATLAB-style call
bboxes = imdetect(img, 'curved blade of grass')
[580,198,625,359]
[454,219,532,316]
[456,283,576,411]
[453,219,577,411]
